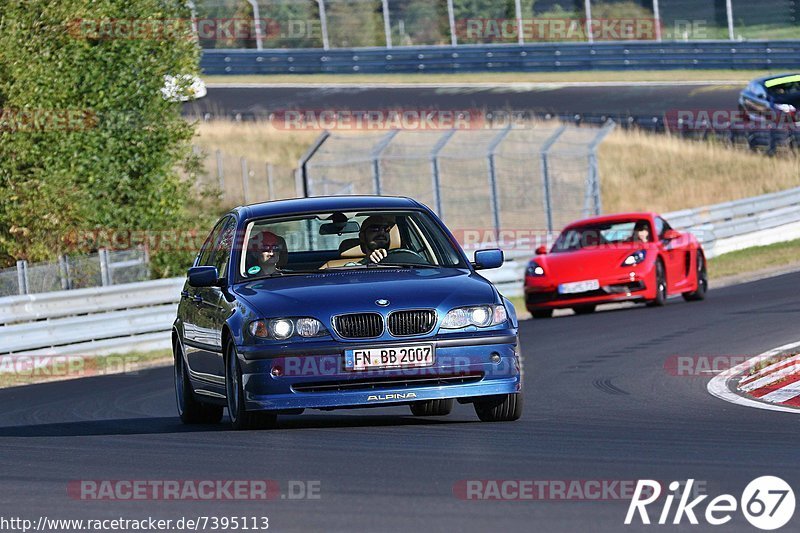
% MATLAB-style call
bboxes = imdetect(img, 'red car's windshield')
[552,219,652,252]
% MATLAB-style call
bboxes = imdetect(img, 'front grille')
[292,372,484,393]
[334,313,384,339]
[388,309,436,337]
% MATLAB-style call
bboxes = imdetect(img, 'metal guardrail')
[201,41,800,75]
[0,278,184,356]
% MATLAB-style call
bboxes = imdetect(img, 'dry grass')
[599,128,800,213]
[194,120,800,214]
[194,120,320,169]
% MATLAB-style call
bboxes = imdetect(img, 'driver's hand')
[369,248,388,263]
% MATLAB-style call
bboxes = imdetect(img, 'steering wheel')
[378,248,428,265]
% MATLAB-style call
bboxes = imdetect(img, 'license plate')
[558,279,600,294]
[345,345,434,371]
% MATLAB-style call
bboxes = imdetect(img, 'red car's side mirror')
[662,229,681,241]
[535,245,548,255]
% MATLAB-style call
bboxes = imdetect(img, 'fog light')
[271,365,283,377]
[490,352,501,364]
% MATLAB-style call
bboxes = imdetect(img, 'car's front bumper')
[237,330,521,411]
[524,270,654,310]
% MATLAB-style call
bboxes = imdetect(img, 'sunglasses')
[366,224,392,232]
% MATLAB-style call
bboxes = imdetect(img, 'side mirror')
[188,266,219,287]
[535,245,548,255]
[662,229,681,241]
[473,249,504,270]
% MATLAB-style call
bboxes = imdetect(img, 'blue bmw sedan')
[173,195,522,429]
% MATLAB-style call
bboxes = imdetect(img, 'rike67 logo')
[625,477,795,530]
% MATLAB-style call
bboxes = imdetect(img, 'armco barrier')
[201,41,800,75]
[0,278,184,356]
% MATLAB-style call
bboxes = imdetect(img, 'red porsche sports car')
[524,213,707,318]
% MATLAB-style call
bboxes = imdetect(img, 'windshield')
[766,80,800,98]
[237,209,467,281]
[552,219,652,252]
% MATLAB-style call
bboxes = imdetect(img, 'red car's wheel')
[683,252,708,302]
[646,260,667,307]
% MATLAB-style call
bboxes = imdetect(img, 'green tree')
[0,0,200,270]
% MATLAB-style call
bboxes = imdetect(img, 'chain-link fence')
[194,0,799,49]
[301,122,615,245]
[193,145,302,207]
[0,249,150,298]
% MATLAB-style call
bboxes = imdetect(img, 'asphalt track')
[1,272,799,532]
[185,83,743,119]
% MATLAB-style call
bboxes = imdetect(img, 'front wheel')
[474,393,523,422]
[646,260,667,307]
[410,399,454,416]
[225,340,277,430]
[174,338,223,424]
[682,252,708,301]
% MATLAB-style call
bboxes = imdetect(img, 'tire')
[572,305,596,315]
[474,393,523,422]
[225,340,277,430]
[530,309,554,319]
[683,252,708,302]
[174,338,223,424]
[410,398,454,417]
[646,260,667,307]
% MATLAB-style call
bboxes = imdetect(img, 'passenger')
[247,230,287,275]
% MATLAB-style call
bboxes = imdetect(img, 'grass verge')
[708,238,800,279]
[0,349,172,390]
[203,69,777,85]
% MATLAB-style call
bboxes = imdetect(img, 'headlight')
[622,250,647,266]
[249,318,327,340]
[442,305,508,329]
[295,318,323,337]
[270,319,294,340]
[775,103,796,113]
[526,261,545,276]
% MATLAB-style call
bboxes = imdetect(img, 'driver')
[632,221,651,243]
[359,215,395,263]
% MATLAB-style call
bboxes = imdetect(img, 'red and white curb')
[708,340,800,413]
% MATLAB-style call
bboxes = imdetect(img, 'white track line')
[707,340,800,414]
